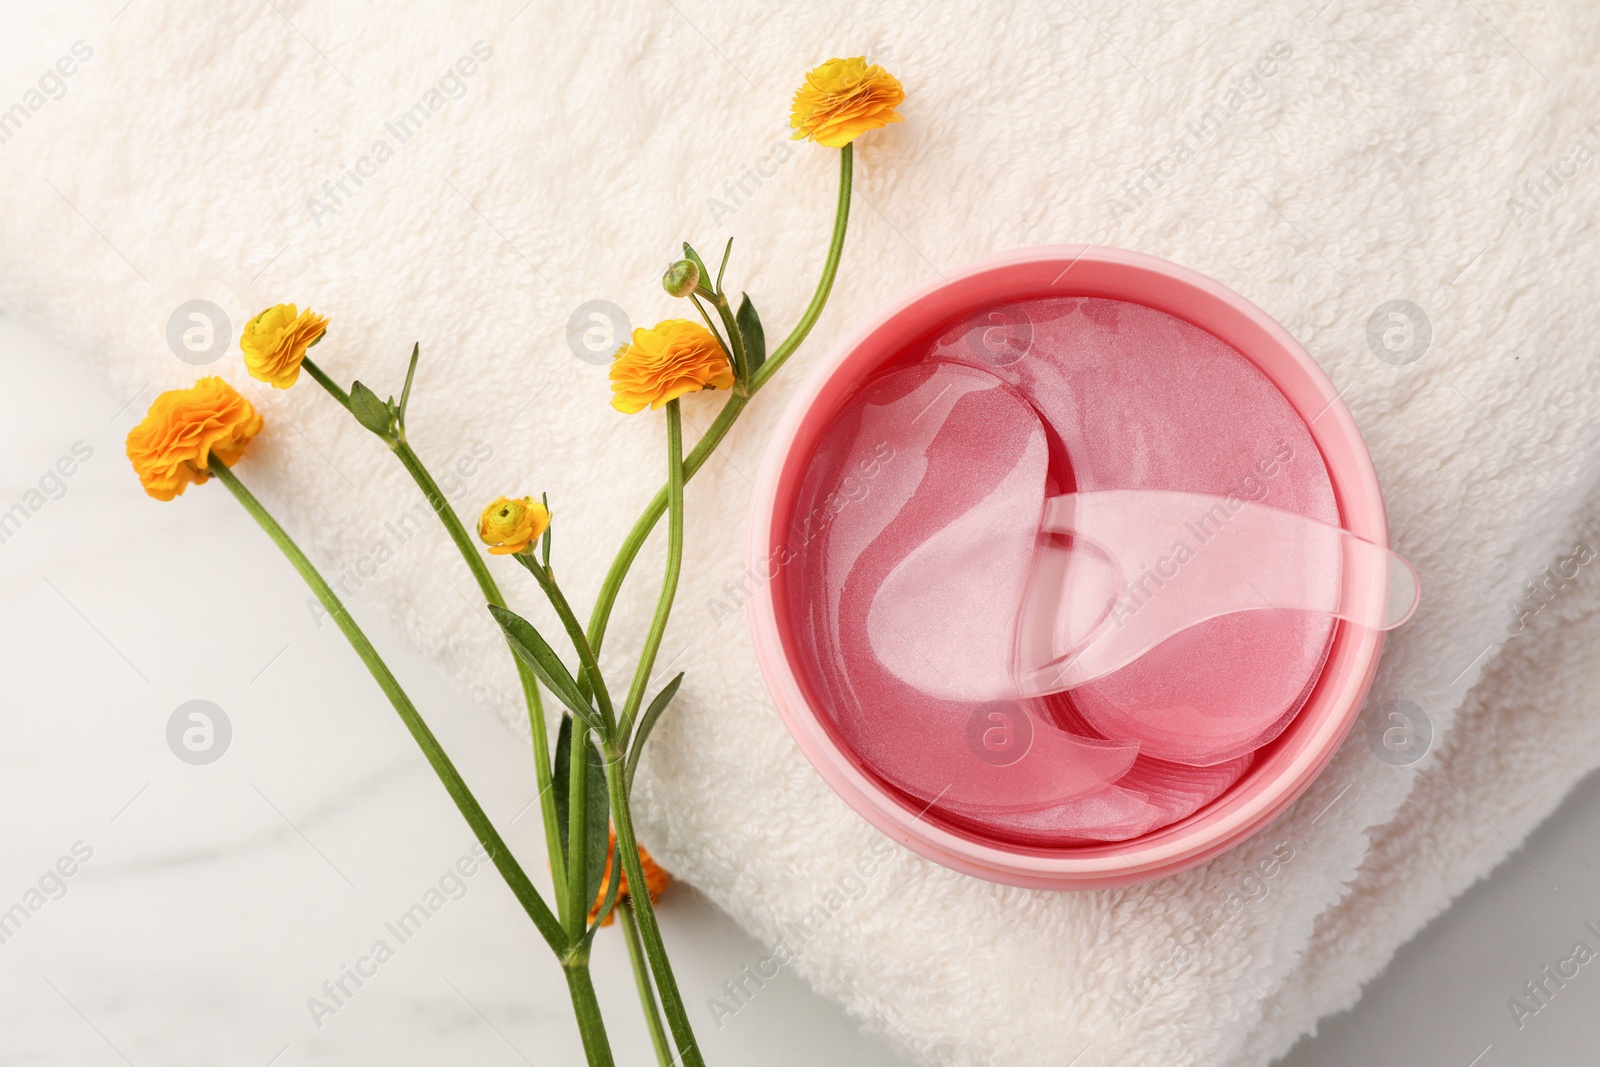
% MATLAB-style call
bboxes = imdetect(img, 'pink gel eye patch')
[784,297,1415,843]
[787,361,1141,814]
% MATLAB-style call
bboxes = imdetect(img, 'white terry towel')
[5,1,1600,1063]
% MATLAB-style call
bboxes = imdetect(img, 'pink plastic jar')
[745,246,1388,889]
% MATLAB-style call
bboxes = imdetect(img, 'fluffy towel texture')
[6,1,1600,1063]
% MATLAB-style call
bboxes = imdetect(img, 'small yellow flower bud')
[661,259,701,298]
[478,496,551,556]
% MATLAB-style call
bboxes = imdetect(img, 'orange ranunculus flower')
[241,303,328,389]
[790,57,904,148]
[478,496,551,556]
[589,828,671,927]
[125,377,264,500]
[608,319,734,414]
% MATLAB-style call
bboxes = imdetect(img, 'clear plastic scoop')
[867,469,1419,705]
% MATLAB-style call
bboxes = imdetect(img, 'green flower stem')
[521,558,615,732]
[562,954,617,1067]
[585,144,852,655]
[300,356,351,409]
[389,435,569,910]
[687,293,727,356]
[511,556,609,948]
[210,460,566,952]
[214,459,619,1063]
[619,899,674,1067]
[754,144,854,386]
[599,399,705,1067]
[605,758,702,1067]
[588,146,853,1063]
[708,291,748,390]
[566,720,592,942]
[619,402,686,738]
[299,353,569,903]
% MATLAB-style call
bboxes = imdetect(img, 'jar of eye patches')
[746,247,1416,889]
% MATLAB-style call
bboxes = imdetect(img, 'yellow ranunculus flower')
[125,376,265,500]
[608,319,734,414]
[790,57,904,148]
[241,303,328,389]
[478,496,551,556]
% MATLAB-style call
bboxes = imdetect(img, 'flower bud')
[478,496,551,556]
[661,258,701,298]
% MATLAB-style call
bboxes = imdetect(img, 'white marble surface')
[2,310,1597,1065]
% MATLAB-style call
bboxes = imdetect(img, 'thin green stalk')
[300,356,351,408]
[709,291,748,389]
[587,146,854,1061]
[563,956,617,1067]
[522,558,615,731]
[619,402,686,738]
[687,292,727,356]
[619,900,674,1067]
[210,461,567,954]
[302,351,568,904]
[390,439,496,595]
[587,395,740,654]
[389,435,569,909]
[566,720,592,942]
[215,460,620,1064]
[753,144,854,384]
[600,401,704,1066]
[585,144,853,655]
[606,759,702,1067]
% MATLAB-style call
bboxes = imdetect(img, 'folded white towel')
[6,1,1600,1063]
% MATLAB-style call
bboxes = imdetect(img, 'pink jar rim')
[745,246,1387,889]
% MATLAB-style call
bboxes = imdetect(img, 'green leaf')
[582,843,623,942]
[736,294,766,376]
[540,491,552,568]
[626,672,683,791]
[715,236,733,293]
[489,604,602,732]
[348,380,395,439]
[397,343,420,429]
[553,715,613,924]
[580,733,611,916]
[682,242,718,299]
[681,241,710,287]
[553,714,574,855]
